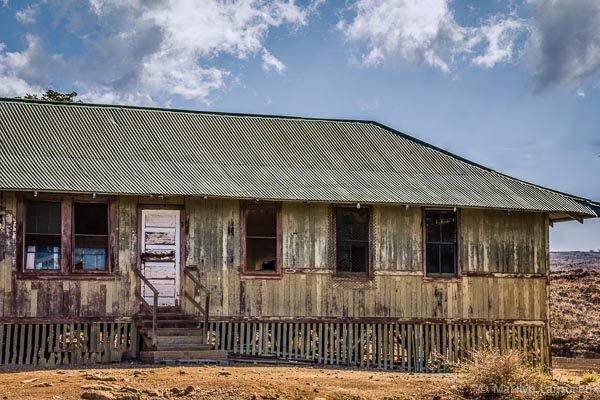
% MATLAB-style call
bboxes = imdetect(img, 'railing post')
[183,266,211,343]
[152,293,158,346]
[204,293,210,339]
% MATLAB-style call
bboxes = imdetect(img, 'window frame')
[332,204,373,279]
[17,193,116,277]
[422,207,461,281]
[23,199,62,271]
[239,201,282,279]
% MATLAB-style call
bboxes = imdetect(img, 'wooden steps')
[136,308,227,364]
[139,349,228,364]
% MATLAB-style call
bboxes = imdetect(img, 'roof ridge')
[0,97,374,124]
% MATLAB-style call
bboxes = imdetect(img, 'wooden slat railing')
[204,321,549,371]
[132,267,158,346]
[0,322,137,366]
[184,265,211,339]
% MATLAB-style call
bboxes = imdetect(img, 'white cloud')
[261,49,286,74]
[4,0,317,105]
[339,0,527,72]
[77,90,155,106]
[16,5,38,24]
[577,88,586,97]
[79,0,310,102]
[472,16,528,68]
[0,35,58,97]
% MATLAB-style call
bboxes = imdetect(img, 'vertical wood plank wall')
[0,192,551,367]
[184,198,549,322]
[0,192,139,319]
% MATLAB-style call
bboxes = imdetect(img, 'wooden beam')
[565,212,584,224]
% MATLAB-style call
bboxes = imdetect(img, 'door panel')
[141,209,181,307]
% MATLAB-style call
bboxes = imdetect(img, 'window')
[74,203,108,271]
[19,194,114,275]
[334,206,371,277]
[25,201,61,270]
[241,202,281,276]
[424,209,458,277]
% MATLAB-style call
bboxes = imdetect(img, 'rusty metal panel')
[0,99,597,218]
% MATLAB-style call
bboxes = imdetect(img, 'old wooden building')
[0,98,598,369]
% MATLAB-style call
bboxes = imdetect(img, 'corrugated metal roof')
[0,98,597,218]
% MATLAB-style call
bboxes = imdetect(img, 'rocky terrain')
[1,363,598,400]
[550,251,600,358]
[0,364,459,400]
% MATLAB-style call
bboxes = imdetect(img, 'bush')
[582,372,598,383]
[454,346,553,399]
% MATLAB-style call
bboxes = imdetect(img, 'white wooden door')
[140,209,181,307]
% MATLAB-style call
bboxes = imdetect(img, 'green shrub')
[582,372,598,383]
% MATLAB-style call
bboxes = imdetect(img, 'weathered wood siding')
[0,192,138,320]
[0,192,549,323]
[183,198,549,322]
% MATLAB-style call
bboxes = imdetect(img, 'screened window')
[25,201,61,270]
[425,210,458,277]
[335,207,370,276]
[74,203,108,271]
[19,195,114,275]
[242,203,280,275]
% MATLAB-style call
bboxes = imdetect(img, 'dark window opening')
[74,203,108,271]
[243,205,278,274]
[335,207,370,276]
[25,201,61,270]
[425,210,458,277]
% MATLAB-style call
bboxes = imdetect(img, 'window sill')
[423,275,461,283]
[239,272,283,280]
[17,272,118,281]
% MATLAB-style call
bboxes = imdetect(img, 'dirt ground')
[0,363,599,400]
[0,363,457,400]
[550,252,600,357]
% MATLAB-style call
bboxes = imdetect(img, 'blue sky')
[0,0,598,251]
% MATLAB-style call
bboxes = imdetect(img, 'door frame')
[137,205,186,307]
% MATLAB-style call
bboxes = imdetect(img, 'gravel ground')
[1,363,599,400]
[0,363,461,400]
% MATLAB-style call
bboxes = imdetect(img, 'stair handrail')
[133,266,159,345]
[183,265,210,339]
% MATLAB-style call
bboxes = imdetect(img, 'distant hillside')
[550,251,600,358]
[550,251,600,272]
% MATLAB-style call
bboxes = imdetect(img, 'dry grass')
[453,347,555,399]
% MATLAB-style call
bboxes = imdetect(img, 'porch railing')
[132,267,158,346]
[183,265,210,339]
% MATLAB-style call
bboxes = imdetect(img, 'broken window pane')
[244,204,278,274]
[74,203,108,271]
[425,210,458,277]
[335,207,370,275]
[246,206,277,238]
[440,243,456,274]
[25,201,61,270]
[246,237,277,272]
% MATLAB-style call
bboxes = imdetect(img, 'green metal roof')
[0,98,597,219]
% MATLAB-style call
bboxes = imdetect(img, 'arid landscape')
[550,251,600,358]
[0,363,598,400]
